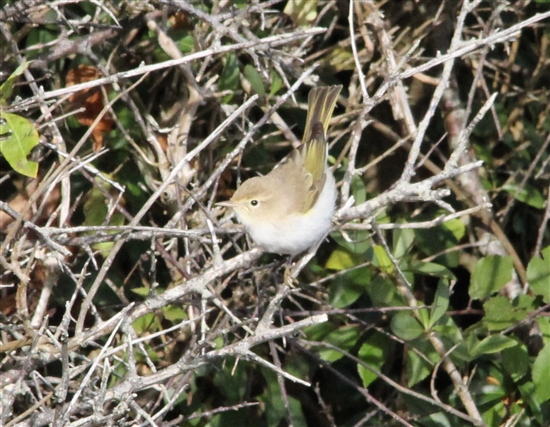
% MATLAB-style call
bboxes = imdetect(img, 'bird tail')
[302,85,342,144]
[298,85,341,211]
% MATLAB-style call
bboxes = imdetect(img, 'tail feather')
[300,85,341,211]
[302,85,342,144]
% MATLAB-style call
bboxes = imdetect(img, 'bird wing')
[300,122,327,212]
[269,85,341,214]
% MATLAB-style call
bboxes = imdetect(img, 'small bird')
[219,85,341,255]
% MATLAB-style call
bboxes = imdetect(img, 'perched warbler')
[219,85,341,255]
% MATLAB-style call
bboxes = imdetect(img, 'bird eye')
[250,199,259,207]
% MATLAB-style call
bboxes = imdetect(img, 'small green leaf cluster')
[0,61,39,177]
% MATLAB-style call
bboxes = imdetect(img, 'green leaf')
[406,349,433,387]
[417,307,431,329]
[408,261,456,280]
[470,255,513,300]
[428,281,450,329]
[502,345,530,382]
[243,64,265,97]
[457,333,479,363]
[538,316,550,338]
[391,311,424,340]
[0,111,39,177]
[328,267,370,308]
[283,0,318,27]
[304,321,333,342]
[177,35,194,53]
[269,69,283,96]
[443,217,466,241]
[502,183,546,209]
[24,27,58,60]
[219,53,240,102]
[373,245,394,274]
[304,323,361,362]
[351,175,367,205]
[331,228,371,254]
[432,315,464,343]
[392,226,414,259]
[330,178,369,255]
[518,381,544,425]
[325,248,360,270]
[527,246,550,303]
[261,369,288,426]
[131,286,151,297]
[533,342,550,402]
[317,325,361,362]
[132,313,160,334]
[415,225,460,268]
[328,280,362,308]
[416,412,454,427]
[483,295,534,331]
[0,60,30,103]
[405,338,438,386]
[357,332,389,388]
[83,177,126,255]
[162,305,187,322]
[365,275,395,306]
[469,335,517,358]
[218,365,249,403]
[326,46,355,72]
[475,385,506,420]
